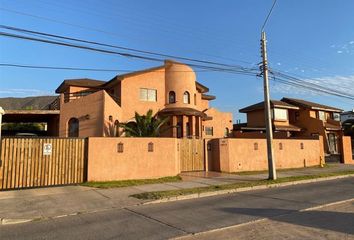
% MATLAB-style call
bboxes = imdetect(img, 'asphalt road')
[1,177,354,240]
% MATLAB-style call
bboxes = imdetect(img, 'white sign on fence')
[43,143,52,156]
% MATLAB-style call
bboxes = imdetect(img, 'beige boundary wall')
[341,136,354,164]
[206,137,325,173]
[87,137,180,181]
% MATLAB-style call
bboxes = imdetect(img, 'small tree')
[120,110,170,137]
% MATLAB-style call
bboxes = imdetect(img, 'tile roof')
[239,100,299,113]
[55,78,106,93]
[281,98,343,112]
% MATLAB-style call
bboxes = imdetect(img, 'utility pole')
[261,31,277,180]
[0,107,4,168]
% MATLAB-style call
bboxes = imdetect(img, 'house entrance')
[179,138,204,172]
[327,133,338,154]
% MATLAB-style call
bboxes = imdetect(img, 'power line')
[0,31,259,76]
[1,27,353,101]
[0,63,215,73]
[0,25,251,71]
[270,76,354,100]
[270,69,354,98]
[261,0,277,32]
[0,6,258,65]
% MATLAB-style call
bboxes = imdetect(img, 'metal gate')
[179,138,204,172]
[0,137,87,190]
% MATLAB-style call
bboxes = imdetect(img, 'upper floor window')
[318,111,326,121]
[333,113,340,121]
[183,91,190,104]
[168,91,176,103]
[205,126,213,136]
[140,88,157,102]
[272,108,288,120]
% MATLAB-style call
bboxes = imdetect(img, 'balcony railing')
[63,90,121,106]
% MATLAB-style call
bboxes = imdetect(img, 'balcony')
[63,90,121,106]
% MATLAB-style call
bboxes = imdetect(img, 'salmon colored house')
[56,60,233,139]
[234,98,343,155]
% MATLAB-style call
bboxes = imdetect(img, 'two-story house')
[233,100,302,138]
[234,98,343,155]
[281,98,343,154]
[56,60,233,139]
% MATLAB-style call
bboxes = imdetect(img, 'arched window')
[183,91,190,104]
[68,118,79,137]
[169,91,176,103]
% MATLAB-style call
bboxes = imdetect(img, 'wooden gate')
[179,138,204,172]
[0,137,87,190]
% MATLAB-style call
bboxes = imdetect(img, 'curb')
[1,174,353,226]
[172,197,354,240]
[143,173,354,205]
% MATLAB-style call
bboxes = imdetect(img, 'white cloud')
[333,41,354,54]
[271,75,354,97]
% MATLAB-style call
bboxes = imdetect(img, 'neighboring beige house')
[56,60,233,139]
[234,98,343,154]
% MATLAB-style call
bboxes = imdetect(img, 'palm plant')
[119,109,170,137]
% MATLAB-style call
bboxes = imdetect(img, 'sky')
[0,0,353,122]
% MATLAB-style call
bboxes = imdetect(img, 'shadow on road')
[219,204,354,235]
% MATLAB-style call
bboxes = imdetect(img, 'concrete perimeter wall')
[87,137,180,181]
[207,137,325,173]
[341,136,354,164]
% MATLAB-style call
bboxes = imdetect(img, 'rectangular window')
[205,127,213,136]
[273,108,288,120]
[139,88,157,102]
[333,113,340,121]
[318,111,325,121]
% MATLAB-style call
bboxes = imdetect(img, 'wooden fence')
[0,137,87,190]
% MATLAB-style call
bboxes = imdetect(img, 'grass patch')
[233,164,332,176]
[131,170,354,200]
[81,175,182,188]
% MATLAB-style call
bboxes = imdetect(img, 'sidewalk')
[1,163,354,224]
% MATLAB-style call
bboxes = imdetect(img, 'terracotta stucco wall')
[102,92,123,137]
[120,69,166,122]
[247,110,265,127]
[291,108,343,153]
[165,62,198,109]
[59,90,104,137]
[210,138,324,172]
[341,136,354,164]
[203,107,233,139]
[87,137,180,181]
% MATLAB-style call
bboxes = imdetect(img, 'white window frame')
[272,108,288,121]
[139,88,157,102]
[318,111,326,121]
[183,91,190,104]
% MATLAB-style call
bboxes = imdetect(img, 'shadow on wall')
[219,207,354,235]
